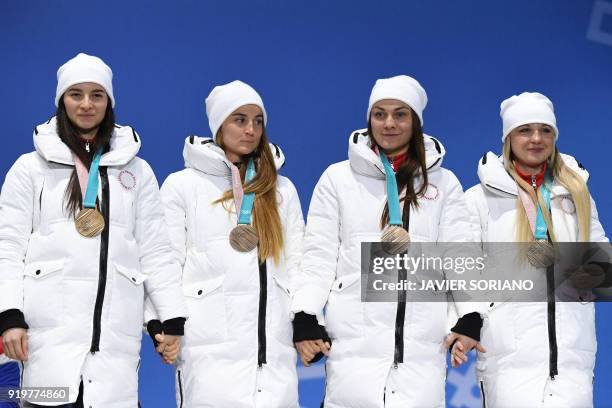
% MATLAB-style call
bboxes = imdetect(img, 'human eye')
[373,111,385,119]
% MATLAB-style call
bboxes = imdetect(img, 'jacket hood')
[182,135,286,177]
[477,151,589,197]
[347,128,446,179]
[33,116,141,166]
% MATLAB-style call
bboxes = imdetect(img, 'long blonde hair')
[502,139,591,242]
[214,130,284,263]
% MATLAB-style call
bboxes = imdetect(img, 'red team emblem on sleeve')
[118,170,137,191]
[420,183,439,200]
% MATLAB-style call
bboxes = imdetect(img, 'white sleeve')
[280,179,305,294]
[588,194,608,243]
[0,156,34,314]
[291,169,340,316]
[135,161,187,322]
[438,172,486,319]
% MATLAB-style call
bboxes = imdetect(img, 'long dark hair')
[56,98,115,217]
[370,108,428,229]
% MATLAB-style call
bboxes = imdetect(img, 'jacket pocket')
[23,259,65,328]
[479,302,517,358]
[270,273,292,343]
[183,276,227,345]
[111,263,147,338]
[325,274,364,340]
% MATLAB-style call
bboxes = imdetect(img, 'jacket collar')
[347,128,446,179]
[33,116,141,166]
[182,135,285,176]
[478,151,589,197]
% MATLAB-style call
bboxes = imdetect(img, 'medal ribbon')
[517,171,553,240]
[73,149,103,209]
[237,158,256,225]
[229,163,244,215]
[379,150,403,227]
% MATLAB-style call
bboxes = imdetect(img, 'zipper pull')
[85,142,90,153]
[531,175,537,189]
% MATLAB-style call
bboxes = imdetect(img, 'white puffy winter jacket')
[0,117,187,407]
[465,152,608,408]
[291,130,478,408]
[159,136,304,408]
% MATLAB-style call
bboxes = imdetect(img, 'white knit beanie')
[500,92,558,142]
[205,80,267,141]
[367,75,428,126]
[55,53,115,107]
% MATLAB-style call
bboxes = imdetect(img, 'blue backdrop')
[1,1,610,407]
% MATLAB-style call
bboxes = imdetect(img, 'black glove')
[293,312,333,364]
[449,312,483,352]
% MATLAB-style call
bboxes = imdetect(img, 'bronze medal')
[75,208,105,238]
[229,224,259,252]
[381,225,410,255]
[526,239,555,268]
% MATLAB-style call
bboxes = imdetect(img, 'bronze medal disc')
[527,240,555,268]
[381,225,410,255]
[75,208,105,238]
[229,224,259,252]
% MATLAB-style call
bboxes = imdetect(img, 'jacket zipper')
[258,258,267,367]
[90,167,110,352]
[546,263,558,379]
[484,183,516,197]
[393,265,407,367]
[480,381,486,408]
[393,207,410,367]
[177,370,184,408]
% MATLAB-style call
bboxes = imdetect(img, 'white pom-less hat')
[55,53,115,107]
[500,92,558,142]
[205,80,267,141]
[367,75,428,126]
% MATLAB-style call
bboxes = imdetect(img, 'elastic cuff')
[293,312,322,343]
[146,320,163,348]
[0,309,29,336]
[451,312,483,342]
[162,317,186,336]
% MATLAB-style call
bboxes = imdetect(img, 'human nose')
[531,130,543,142]
[80,95,93,110]
[383,115,396,129]
[244,120,255,136]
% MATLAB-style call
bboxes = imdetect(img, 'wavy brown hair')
[370,108,429,229]
[57,98,115,217]
[214,129,284,263]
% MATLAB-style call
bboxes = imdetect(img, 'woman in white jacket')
[457,92,608,407]
[291,75,484,408]
[0,53,187,408]
[152,80,304,407]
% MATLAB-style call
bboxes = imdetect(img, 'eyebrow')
[231,113,264,118]
[373,106,410,111]
[67,87,105,93]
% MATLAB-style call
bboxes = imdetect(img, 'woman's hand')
[295,339,330,366]
[155,333,180,364]
[2,328,28,361]
[446,333,486,368]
